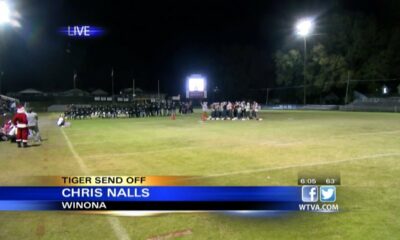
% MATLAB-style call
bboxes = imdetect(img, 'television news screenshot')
[0,0,399,239]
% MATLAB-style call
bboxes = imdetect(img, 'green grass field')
[1,110,400,239]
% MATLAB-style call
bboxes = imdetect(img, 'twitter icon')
[320,186,336,202]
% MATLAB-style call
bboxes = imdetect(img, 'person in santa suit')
[12,105,29,148]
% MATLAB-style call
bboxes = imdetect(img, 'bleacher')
[264,104,339,110]
[340,97,400,112]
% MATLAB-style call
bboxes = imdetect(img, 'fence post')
[345,71,350,104]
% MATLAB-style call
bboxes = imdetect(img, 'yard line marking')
[85,146,198,159]
[84,141,243,160]
[60,128,131,240]
[61,128,89,175]
[334,130,400,138]
[107,217,131,240]
[192,152,400,179]
[259,141,300,146]
[259,129,400,146]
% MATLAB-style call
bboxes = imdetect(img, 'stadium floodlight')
[382,85,388,95]
[0,1,10,24]
[0,1,21,27]
[295,18,313,37]
[186,74,207,99]
[0,1,20,94]
[188,74,206,92]
[295,18,314,105]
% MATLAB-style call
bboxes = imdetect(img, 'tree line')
[275,12,400,104]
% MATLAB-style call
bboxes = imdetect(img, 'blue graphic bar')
[0,187,301,201]
[0,187,307,211]
[0,201,52,211]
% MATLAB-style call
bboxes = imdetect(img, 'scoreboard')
[186,74,207,99]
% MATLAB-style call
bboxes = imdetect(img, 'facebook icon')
[302,186,318,202]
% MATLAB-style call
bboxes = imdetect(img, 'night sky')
[0,0,398,95]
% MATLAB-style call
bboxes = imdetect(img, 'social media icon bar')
[320,186,336,202]
[301,186,318,202]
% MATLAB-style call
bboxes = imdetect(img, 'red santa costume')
[12,105,29,148]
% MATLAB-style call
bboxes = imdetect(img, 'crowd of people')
[0,95,264,151]
[1,99,263,147]
[0,119,16,142]
[202,101,262,121]
[61,100,262,121]
[1,100,263,148]
[63,101,194,119]
[0,106,41,147]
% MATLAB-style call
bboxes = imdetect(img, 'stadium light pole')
[0,0,21,94]
[295,18,314,105]
[0,1,11,25]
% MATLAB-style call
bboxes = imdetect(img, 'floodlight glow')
[0,1,10,24]
[188,76,205,92]
[9,19,20,28]
[296,18,313,37]
[383,86,388,94]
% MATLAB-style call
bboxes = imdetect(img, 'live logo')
[68,25,91,37]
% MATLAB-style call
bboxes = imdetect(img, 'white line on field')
[60,128,131,240]
[259,129,400,147]
[191,152,400,179]
[61,129,90,174]
[107,218,131,240]
[83,141,248,160]
[85,146,198,159]
[335,130,400,138]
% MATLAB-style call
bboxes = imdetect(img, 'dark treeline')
[274,8,400,104]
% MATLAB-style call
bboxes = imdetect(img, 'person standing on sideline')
[12,105,29,148]
[201,102,208,121]
[26,108,41,143]
[171,102,177,120]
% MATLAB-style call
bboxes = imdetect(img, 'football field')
[0,110,400,239]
